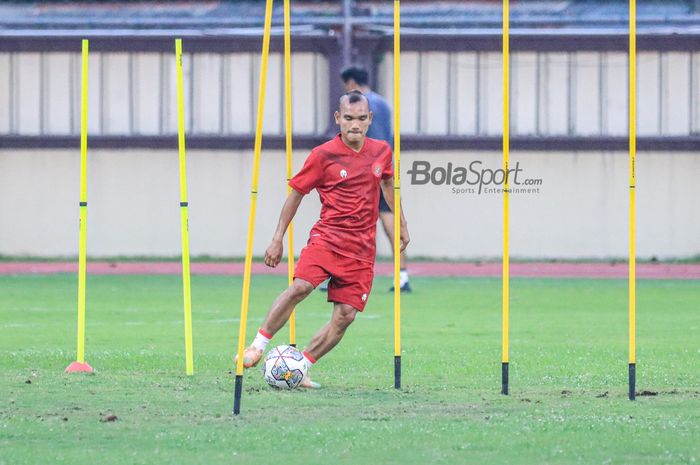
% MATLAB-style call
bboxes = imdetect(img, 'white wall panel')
[662,52,690,135]
[692,52,700,134]
[314,54,329,134]
[603,52,628,136]
[0,54,10,133]
[452,52,478,135]
[254,53,282,135]
[102,53,131,135]
[539,53,569,135]
[480,52,503,135]
[225,53,254,135]
[192,53,222,134]
[421,52,449,135]
[637,52,660,136]
[379,52,419,135]
[85,52,102,135]
[290,53,315,134]
[45,53,73,135]
[512,52,537,136]
[16,53,41,135]
[132,53,161,135]
[573,52,600,135]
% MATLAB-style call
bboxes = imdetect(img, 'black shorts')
[379,188,391,213]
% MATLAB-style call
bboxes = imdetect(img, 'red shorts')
[294,243,374,311]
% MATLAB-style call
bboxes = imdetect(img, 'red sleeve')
[289,150,323,195]
[381,143,394,180]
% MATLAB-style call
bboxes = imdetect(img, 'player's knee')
[334,304,357,329]
[289,280,313,301]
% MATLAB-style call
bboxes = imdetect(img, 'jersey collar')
[336,133,367,155]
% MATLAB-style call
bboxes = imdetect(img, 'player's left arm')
[380,177,410,252]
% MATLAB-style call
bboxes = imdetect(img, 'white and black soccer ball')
[262,345,308,390]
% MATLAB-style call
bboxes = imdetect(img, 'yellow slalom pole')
[628,0,637,401]
[234,0,274,416]
[175,39,194,376]
[393,0,402,390]
[501,0,510,395]
[283,0,297,347]
[65,39,93,374]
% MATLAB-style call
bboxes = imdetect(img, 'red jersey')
[289,134,394,263]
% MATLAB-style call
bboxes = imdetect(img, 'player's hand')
[399,226,410,252]
[264,239,283,267]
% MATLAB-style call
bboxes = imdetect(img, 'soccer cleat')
[234,346,263,369]
[299,374,321,389]
[389,282,412,293]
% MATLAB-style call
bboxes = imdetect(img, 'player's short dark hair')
[340,66,369,86]
[339,90,368,107]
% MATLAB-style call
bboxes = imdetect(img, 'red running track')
[1,261,698,279]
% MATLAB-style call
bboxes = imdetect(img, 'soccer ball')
[262,345,308,390]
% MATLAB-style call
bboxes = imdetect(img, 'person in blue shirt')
[339,66,411,292]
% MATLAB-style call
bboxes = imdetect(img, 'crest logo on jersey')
[340,169,348,178]
[372,164,383,178]
[361,293,367,302]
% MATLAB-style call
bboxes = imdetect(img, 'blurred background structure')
[0,0,698,260]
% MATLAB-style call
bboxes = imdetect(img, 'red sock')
[302,351,317,365]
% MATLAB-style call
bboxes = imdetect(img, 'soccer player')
[235,90,410,387]
[340,66,412,292]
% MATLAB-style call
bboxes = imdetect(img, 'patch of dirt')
[636,390,658,396]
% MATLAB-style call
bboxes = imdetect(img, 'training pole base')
[501,362,509,395]
[629,363,636,401]
[394,355,401,389]
[65,361,94,374]
[233,374,243,415]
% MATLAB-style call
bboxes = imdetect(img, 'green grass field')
[1,274,698,465]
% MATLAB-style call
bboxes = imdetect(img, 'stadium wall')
[1,149,698,260]
[2,50,698,139]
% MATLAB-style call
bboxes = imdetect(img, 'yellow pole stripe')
[175,38,194,376]
[393,0,401,358]
[502,0,510,364]
[80,40,88,204]
[175,39,189,203]
[283,0,296,345]
[629,0,636,365]
[76,39,89,364]
[236,0,274,376]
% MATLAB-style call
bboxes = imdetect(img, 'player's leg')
[261,278,314,335]
[304,302,358,361]
[235,278,315,368]
[236,245,331,369]
[379,210,411,292]
[296,302,358,389]
[298,251,373,388]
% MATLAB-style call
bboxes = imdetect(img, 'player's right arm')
[266,150,322,267]
[264,189,305,268]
